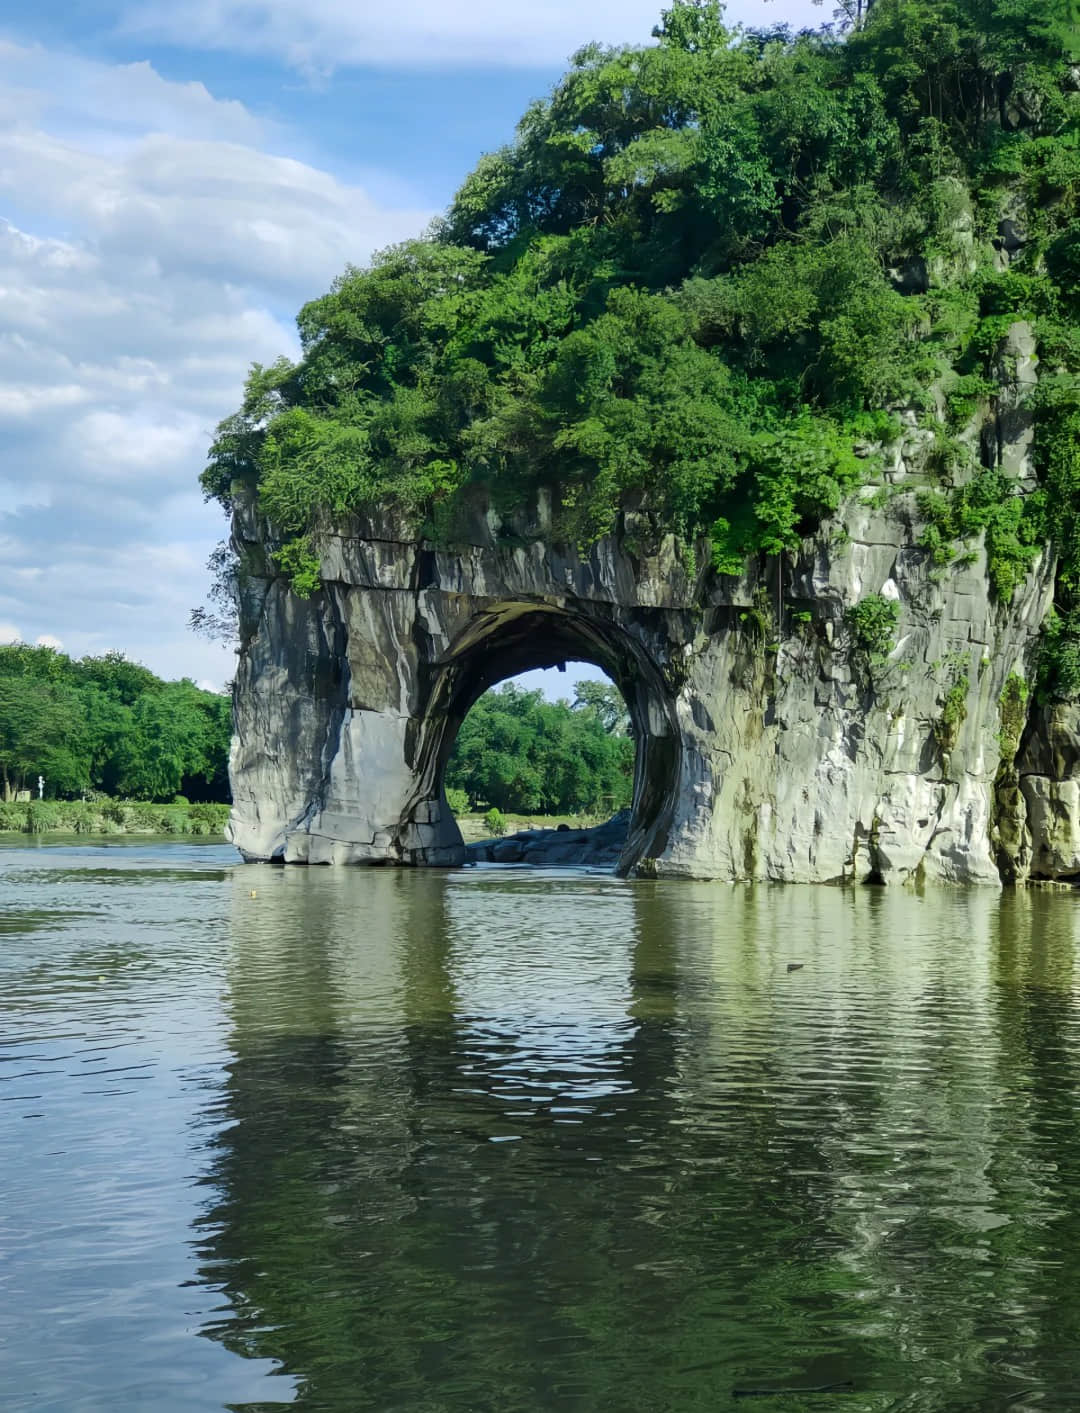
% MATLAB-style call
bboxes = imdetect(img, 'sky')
[0,0,825,694]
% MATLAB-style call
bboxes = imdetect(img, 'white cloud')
[120,0,827,72]
[0,622,21,644]
[35,633,63,649]
[0,46,434,689]
[0,40,266,148]
[0,383,90,419]
[0,127,430,302]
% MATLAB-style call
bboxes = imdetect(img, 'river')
[2,838,1079,1411]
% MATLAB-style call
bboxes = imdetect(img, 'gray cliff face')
[227,323,1080,885]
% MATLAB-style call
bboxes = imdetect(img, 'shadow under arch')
[409,600,682,875]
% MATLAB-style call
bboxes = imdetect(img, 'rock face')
[227,323,1080,886]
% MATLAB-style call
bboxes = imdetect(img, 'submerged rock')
[467,811,630,869]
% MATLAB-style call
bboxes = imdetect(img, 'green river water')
[2,838,1080,1411]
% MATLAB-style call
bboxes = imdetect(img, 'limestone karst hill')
[207,0,1080,882]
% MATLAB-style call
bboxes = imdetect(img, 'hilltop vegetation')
[204,0,1080,690]
[0,644,231,803]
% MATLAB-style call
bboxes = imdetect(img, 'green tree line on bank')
[445,680,634,815]
[0,643,231,803]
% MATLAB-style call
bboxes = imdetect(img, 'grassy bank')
[0,801,604,841]
[0,799,230,836]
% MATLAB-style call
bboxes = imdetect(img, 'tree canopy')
[204,0,1080,693]
[445,681,634,815]
[0,644,231,803]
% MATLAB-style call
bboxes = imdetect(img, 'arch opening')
[408,603,681,875]
[445,664,632,843]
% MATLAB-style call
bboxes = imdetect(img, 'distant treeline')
[446,681,634,816]
[0,644,231,804]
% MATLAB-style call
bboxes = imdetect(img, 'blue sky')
[0,0,824,693]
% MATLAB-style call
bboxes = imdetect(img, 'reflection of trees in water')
[194,873,1080,1410]
[195,869,692,1410]
[987,892,1080,1398]
[644,884,1080,1408]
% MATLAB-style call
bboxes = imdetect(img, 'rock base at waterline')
[466,812,630,868]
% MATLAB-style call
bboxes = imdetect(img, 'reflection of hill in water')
[194,872,1080,1410]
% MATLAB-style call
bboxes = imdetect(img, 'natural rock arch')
[227,488,1079,886]
[415,602,681,873]
[228,499,697,873]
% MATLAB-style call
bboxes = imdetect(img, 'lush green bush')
[917,473,1041,602]
[0,797,231,836]
[188,802,231,834]
[846,595,901,659]
[483,807,507,837]
[445,787,470,816]
[1037,610,1080,701]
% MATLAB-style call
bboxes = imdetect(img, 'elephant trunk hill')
[210,0,1080,884]
[228,455,1078,885]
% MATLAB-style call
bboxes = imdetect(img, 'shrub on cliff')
[847,594,901,659]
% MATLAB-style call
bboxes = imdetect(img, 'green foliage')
[273,538,322,600]
[483,807,507,837]
[934,676,970,760]
[445,787,470,816]
[1037,609,1080,700]
[917,471,1041,600]
[571,680,630,734]
[0,643,231,804]
[846,594,901,658]
[201,0,1080,598]
[446,680,635,815]
[998,671,1030,755]
[0,798,230,836]
[1032,384,1080,697]
[711,415,867,568]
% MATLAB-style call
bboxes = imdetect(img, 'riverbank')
[0,799,230,836]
